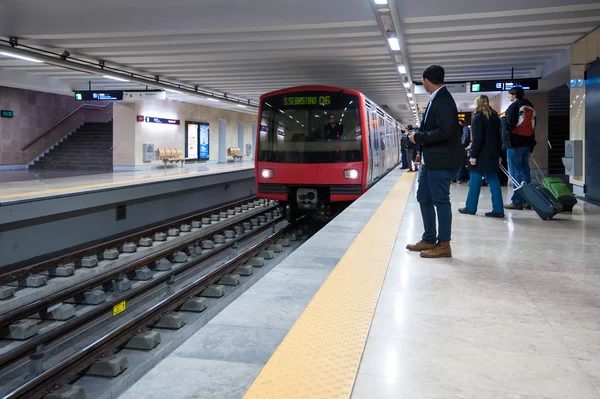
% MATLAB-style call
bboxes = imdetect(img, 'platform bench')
[157,148,185,168]
[227,147,249,161]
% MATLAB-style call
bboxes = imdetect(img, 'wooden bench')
[227,147,249,161]
[157,148,185,168]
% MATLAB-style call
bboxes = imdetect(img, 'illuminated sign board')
[74,91,123,101]
[1,110,13,118]
[144,116,180,125]
[469,79,538,93]
[283,96,331,106]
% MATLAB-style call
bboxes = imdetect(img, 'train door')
[365,104,374,184]
[369,109,380,180]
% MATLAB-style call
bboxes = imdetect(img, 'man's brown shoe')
[420,241,452,258]
[406,241,436,252]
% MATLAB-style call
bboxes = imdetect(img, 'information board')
[186,122,199,159]
[75,91,123,101]
[144,116,180,125]
[199,123,210,160]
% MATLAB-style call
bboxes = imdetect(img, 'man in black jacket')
[504,87,536,210]
[407,65,465,258]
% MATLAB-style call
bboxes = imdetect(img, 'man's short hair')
[422,65,445,85]
[509,87,525,100]
[407,124,413,130]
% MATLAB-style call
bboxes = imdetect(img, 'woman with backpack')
[459,95,505,218]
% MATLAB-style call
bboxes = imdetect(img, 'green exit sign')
[75,93,83,101]
[471,84,481,92]
[1,110,13,118]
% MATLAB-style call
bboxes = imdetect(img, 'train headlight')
[344,169,359,180]
[261,168,274,179]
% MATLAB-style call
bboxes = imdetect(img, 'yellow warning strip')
[0,164,253,201]
[243,171,415,399]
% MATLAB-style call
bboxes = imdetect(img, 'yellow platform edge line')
[0,164,251,201]
[243,171,415,399]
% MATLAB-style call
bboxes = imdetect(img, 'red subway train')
[254,85,404,221]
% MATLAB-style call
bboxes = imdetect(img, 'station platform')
[0,162,255,269]
[119,167,600,399]
[0,161,253,204]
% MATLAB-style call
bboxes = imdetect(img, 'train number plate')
[113,301,126,316]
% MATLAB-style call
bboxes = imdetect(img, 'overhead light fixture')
[403,82,411,88]
[407,92,413,98]
[0,52,44,63]
[236,104,247,108]
[374,0,388,4]
[410,100,414,105]
[205,97,220,102]
[166,89,182,94]
[103,75,129,82]
[387,37,400,51]
[398,65,406,74]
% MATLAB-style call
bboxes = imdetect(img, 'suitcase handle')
[530,157,544,184]
[499,164,525,189]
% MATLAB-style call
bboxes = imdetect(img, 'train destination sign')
[283,95,331,106]
[144,116,180,125]
[75,91,124,101]
[469,79,538,93]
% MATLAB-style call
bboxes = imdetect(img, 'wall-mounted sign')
[75,91,124,101]
[1,110,13,118]
[283,95,331,106]
[199,123,210,160]
[144,116,180,125]
[137,115,144,122]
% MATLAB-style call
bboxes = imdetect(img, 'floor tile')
[118,357,261,399]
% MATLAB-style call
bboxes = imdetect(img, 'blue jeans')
[416,164,459,243]
[465,171,504,213]
[507,146,531,204]
[401,149,408,169]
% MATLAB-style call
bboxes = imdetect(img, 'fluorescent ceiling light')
[103,75,129,82]
[407,92,413,98]
[205,97,220,102]
[397,65,406,74]
[374,0,387,4]
[0,52,43,63]
[410,100,414,105]
[387,37,400,51]
[403,82,411,88]
[236,104,247,108]
[166,89,182,94]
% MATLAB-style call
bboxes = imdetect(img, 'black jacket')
[413,87,466,170]
[461,125,471,148]
[469,110,502,174]
[505,98,537,152]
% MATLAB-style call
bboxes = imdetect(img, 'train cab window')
[258,92,362,163]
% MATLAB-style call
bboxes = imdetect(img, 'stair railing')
[22,102,113,151]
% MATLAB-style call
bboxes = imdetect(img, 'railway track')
[0,199,315,399]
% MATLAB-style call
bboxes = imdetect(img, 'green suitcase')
[542,177,577,212]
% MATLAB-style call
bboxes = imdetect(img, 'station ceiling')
[0,0,599,124]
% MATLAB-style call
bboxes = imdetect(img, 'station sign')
[468,79,538,93]
[74,91,124,101]
[143,116,180,125]
[1,110,13,118]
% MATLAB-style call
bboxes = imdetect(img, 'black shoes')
[458,207,476,215]
[485,212,505,218]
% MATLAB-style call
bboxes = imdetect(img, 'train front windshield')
[258,92,362,163]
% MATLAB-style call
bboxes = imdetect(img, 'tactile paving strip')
[0,165,251,201]
[243,171,415,399]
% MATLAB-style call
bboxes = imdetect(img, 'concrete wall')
[113,99,257,168]
[0,86,112,168]
[489,91,549,170]
[569,27,599,188]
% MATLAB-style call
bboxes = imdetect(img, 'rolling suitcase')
[542,177,577,212]
[500,164,562,220]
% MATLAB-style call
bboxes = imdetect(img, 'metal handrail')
[22,102,113,151]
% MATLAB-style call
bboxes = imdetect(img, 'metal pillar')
[218,118,227,163]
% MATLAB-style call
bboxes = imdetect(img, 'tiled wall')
[0,86,112,166]
[569,27,599,187]
[113,100,257,167]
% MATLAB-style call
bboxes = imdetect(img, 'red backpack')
[514,102,536,136]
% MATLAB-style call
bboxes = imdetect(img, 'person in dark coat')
[459,95,505,218]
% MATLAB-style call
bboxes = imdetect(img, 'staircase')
[30,121,113,170]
